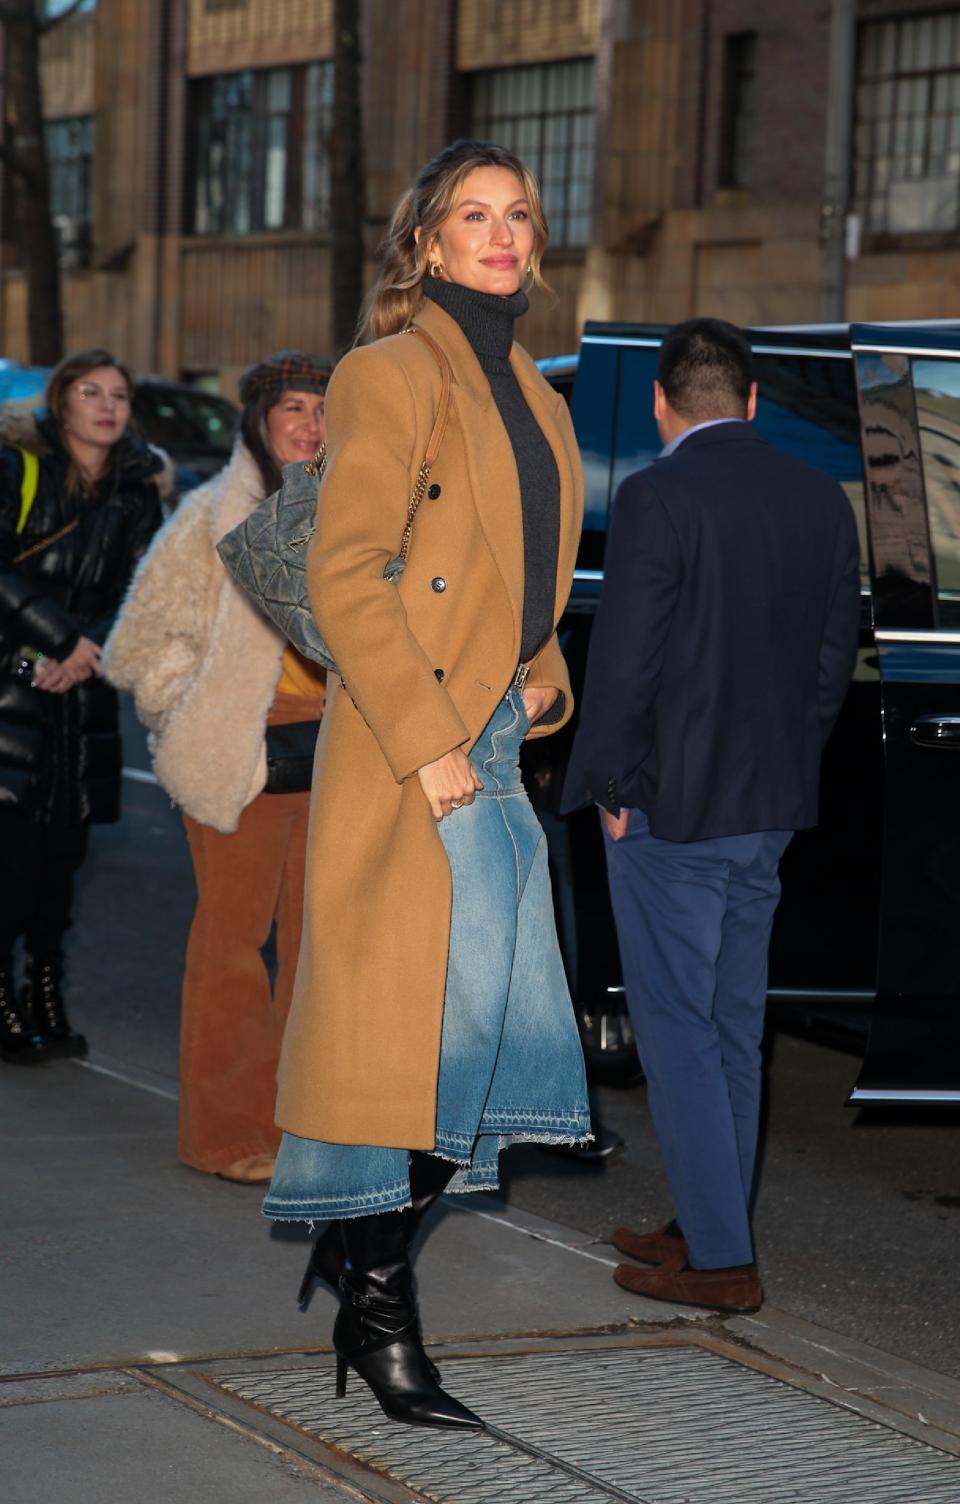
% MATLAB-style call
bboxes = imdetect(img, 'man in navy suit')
[562,318,860,1312]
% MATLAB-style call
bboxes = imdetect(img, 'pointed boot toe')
[399,1389,483,1431]
[344,1335,482,1430]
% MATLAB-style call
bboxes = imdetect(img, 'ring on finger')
[451,800,464,810]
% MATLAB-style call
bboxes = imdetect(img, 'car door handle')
[909,715,960,747]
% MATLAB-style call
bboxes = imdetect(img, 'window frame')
[45,114,94,268]
[470,59,595,250]
[190,60,333,239]
[853,12,960,240]
[718,31,758,190]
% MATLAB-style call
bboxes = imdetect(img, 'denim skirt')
[264,688,591,1221]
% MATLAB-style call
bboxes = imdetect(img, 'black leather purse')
[263,720,321,794]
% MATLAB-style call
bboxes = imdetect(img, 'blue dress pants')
[603,809,792,1269]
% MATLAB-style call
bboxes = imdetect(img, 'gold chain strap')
[287,321,450,559]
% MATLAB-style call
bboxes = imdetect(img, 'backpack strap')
[15,447,40,535]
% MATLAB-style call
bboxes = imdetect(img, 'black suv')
[531,321,960,1107]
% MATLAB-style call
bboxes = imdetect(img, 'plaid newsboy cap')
[238,350,334,405]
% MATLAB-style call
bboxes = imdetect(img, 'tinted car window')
[913,357,960,628]
[753,353,870,590]
[133,385,236,457]
[610,347,661,506]
[570,341,620,533]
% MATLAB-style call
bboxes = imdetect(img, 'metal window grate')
[214,1344,960,1503]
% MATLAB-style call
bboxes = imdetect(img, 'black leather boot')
[25,954,87,1059]
[333,1209,482,1429]
[298,1153,460,1309]
[0,960,50,1065]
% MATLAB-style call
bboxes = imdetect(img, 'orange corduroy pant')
[177,724,319,1174]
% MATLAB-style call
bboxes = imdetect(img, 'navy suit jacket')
[560,421,861,841]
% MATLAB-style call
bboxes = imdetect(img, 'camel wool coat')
[276,296,584,1148]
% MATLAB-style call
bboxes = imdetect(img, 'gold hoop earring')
[429,261,444,280]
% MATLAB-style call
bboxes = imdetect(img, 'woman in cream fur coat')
[104,352,330,1183]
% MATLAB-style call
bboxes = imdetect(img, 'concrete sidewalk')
[4,1054,959,1503]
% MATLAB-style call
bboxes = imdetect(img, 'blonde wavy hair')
[361,139,550,342]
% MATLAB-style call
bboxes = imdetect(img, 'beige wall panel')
[2,268,137,368]
[691,239,821,326]
[93,0,157,264]
[187,0,332,75]
[522,258,585,356]
[603,19,684,246]
[691,242,764,325]
[364,0,457,226]
[178,240,332,372]
[1,278,28,363]
[42,12,96,119]
[63,269,136,362]
[457,0,599,70]
[848,252,960,322]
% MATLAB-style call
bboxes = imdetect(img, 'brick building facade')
[2,0,959,389]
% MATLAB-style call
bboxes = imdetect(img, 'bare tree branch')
[39,0,89,37]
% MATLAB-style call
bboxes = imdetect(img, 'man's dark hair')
[657,318,754,420]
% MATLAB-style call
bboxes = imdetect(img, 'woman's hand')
[418,746,483,821]
[33,636,102,694]
[522,685,559,726]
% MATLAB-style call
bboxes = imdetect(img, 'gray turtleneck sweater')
[422,277,560,665]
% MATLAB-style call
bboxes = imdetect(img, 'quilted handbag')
[216,325,452,671]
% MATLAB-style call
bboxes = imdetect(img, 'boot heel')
[335,1354,347,1399]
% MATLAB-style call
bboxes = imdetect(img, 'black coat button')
[427,483,441,499]
[434,668,445,683]
[431,576,446,593]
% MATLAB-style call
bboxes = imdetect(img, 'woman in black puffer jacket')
[0,348,171,1065]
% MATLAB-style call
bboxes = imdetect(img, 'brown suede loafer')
[613,1260,762,1313]
[611,1222,688,1269]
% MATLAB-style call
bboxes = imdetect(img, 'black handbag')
[263,720,321,794]
[216,325,452,669]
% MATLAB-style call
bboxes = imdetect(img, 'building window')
[854,13,960,236]
[192,61,333,236]
[719,33,757,189]
[471,59,595,248]
[46,116,93,268]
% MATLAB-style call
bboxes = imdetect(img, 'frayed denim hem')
[262,1175,412,1223]
[435,1112,591,1158]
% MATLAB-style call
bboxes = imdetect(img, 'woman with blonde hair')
[105,353,329,1183]
[265,141,590,1430]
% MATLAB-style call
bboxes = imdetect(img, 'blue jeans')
[603,809,792,1269]
[265,690,591,1221]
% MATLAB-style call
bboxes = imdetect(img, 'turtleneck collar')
[421,277,528,361]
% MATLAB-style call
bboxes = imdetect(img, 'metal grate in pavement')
[214,1345,960,1503]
